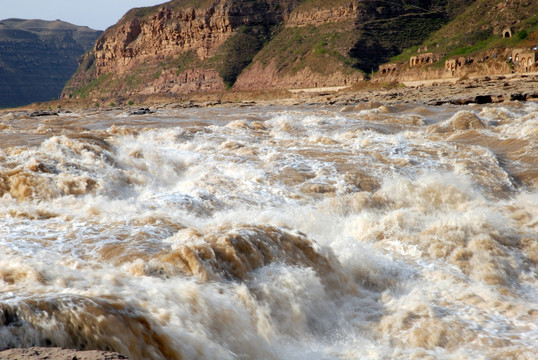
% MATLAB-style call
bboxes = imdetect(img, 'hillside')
[425,0,538,53]
[375,0,538,81]
[62,0,471,103]
[0,19,102,108]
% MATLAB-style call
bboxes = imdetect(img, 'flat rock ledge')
[0,347,128,360]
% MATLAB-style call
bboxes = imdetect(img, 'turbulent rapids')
[0,103,536,359]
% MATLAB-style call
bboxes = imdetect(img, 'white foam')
[0,104,537,359]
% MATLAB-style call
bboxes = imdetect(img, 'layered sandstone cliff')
[93,3,232,75]
[62,0,471,102]
[64,0,298,100]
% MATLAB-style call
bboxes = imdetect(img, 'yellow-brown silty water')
[0,103,536,359]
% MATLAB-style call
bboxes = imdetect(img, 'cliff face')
[0,19,102,108]
[64,0,299,99]
[238,0,473,89]
[234,1,364,90]
[63,0,471,101]
[93,3,232,75]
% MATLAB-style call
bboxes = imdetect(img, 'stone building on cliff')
[512,48,537,72]
[409,53,440,66]
[444,57,473,75]
[378,63,398,75]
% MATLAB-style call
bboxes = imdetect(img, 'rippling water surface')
[0,103,536,359]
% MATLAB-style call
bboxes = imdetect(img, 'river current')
[0,102,536,359]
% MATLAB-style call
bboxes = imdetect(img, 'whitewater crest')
[0,103,537,359]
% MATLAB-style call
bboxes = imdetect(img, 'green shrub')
[71,73,111,99]
[517,29,528,40]
[314,40,328,54]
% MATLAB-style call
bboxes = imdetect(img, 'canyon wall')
[62,0,474,102]
[0,19,101,108]
[64,0,299,100]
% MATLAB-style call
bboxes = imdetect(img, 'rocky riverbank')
[148,72,538,108]
[286,73,538,107]
[4,73,537,115]
[0,347,127,360]
[150,72,538,109]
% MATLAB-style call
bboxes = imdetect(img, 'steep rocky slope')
[0,19,102,108]
[63,0,298,101]
[62,0,471,102]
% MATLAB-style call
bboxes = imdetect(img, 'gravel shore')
[0,347,128,360]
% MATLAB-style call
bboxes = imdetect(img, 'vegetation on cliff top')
[293,0,354,11]
[122,0,215,23]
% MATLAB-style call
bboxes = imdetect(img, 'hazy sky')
[0,0,167,30]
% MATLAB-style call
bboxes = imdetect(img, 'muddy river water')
[0,102,536,359]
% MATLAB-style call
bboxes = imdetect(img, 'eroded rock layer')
[63,0,469,101]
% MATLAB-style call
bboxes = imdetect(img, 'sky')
[0,0,167,30]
